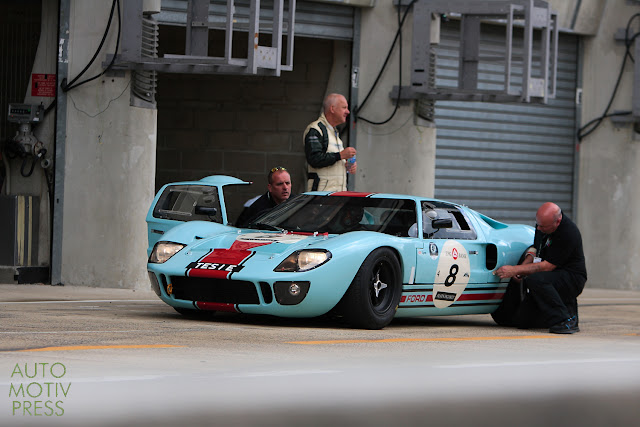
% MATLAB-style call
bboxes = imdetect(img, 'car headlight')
[149,241,186,263]
[274,250,332,272]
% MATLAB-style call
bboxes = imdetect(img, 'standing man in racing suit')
[494,202,587,334]
[303,93,357,192]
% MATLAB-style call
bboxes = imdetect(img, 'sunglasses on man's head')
[270,166,287,173]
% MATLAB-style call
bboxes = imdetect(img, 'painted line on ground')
[0,329,199,335]
[286,335,561,345]
[1,370,339,387]
[225,369,341,378]
[15,344,185,352]
[0,299,159,304]
[579,299,640,306]
[1,374,177,386]
[1,330,150,335]
[436,357,640,369]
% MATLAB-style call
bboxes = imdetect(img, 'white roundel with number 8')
[433,240,471,308]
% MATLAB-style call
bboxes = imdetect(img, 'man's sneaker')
[549,315,579,334]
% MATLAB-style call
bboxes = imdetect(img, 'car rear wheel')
[491,247,532,326]
[340,248,402,329]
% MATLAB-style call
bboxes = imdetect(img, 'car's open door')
[146,176,251,254]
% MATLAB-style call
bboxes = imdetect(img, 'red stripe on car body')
[196,302,238,312]
[330,191,374,197]
[456,292,505,301]
[401,292,505,303]
[290,231,329,236]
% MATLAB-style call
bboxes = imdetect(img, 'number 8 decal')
[445,264,459,287]
[433,241,470,308]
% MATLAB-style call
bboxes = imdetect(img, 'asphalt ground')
[0,284,639,426]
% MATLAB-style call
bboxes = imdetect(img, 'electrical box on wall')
[7,104,44,124]
[0,195,39,266]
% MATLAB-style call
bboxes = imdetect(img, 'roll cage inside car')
[420,201,478,240]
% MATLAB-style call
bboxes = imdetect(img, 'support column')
[55,0,157,288]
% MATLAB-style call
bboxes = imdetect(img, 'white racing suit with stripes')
[303,113,347,192]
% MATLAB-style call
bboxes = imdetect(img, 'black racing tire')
[340,248,402,329]
[173,306,216,319]
[491,247,530,326]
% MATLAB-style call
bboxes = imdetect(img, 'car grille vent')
[170,276,259,304]
[259,282,273,304]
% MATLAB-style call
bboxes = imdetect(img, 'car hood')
[186,231,328,258]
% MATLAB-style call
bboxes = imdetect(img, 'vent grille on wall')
[131,16,159,108]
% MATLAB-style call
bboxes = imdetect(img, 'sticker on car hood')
[186,233,309,279]
[187,240,269,279]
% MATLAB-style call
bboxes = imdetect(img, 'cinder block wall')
[156,32,338,222]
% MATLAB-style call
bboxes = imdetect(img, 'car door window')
[153,185,222,223]
[421,201,477,240]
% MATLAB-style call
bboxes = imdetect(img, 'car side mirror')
[432,218,453,229]
[195,206,217,216]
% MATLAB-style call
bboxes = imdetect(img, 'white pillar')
[57,0,157,288]
[354,2,436,197]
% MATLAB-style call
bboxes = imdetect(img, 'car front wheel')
[340,248,402,329]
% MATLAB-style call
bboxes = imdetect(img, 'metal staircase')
[393,0,558,104]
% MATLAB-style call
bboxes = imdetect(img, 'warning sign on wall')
[31,74,56,97]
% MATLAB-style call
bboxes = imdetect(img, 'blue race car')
[146,176,534,329]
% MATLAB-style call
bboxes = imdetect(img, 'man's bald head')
[535,202,562,234]
[323,93,349,127]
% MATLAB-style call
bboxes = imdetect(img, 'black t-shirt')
[534,213,587,280]
[235,192,276,228]
[235,192,296,228]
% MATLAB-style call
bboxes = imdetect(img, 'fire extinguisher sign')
[31,74,56,97]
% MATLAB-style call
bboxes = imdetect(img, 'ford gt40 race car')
[146,176,534,329]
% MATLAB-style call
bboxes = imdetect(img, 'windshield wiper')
[250,222,286,232]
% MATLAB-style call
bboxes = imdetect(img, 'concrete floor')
[1,284,639,426]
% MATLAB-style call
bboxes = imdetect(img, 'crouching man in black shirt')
[494,202,587,334]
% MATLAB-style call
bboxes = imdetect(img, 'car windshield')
[250,194,417,236]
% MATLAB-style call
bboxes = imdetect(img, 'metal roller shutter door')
[433,22,579,223]
[158,0,354,41]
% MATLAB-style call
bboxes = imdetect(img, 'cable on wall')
[577,13,640,141]
[60,0,121,93]
[354,0,417,125]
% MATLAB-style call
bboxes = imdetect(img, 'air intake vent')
[131,16,158,108]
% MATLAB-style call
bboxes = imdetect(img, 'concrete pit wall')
[577,1,640,290]
[58,0,157,289]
